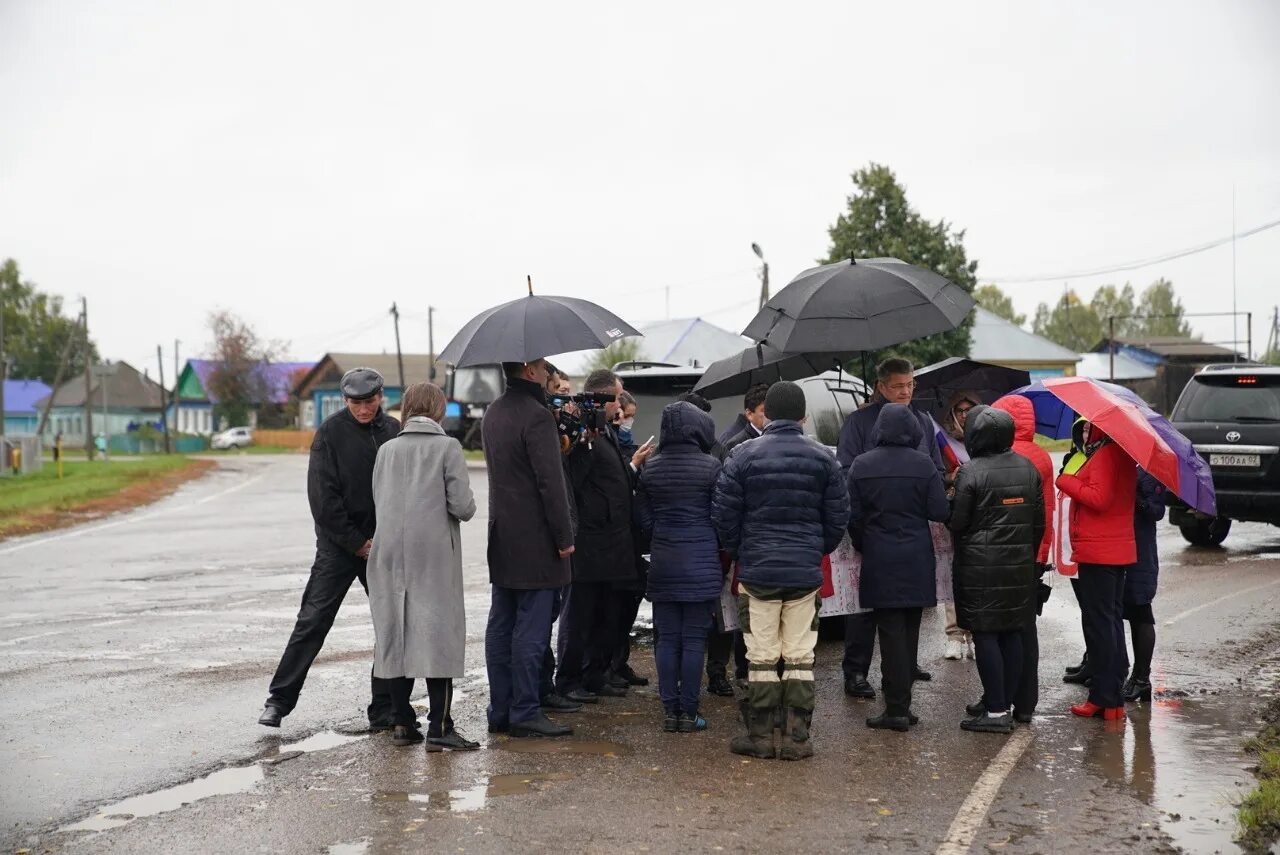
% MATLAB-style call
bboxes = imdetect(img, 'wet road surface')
[2,455,1280,853]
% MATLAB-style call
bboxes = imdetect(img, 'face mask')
[620,417,635,431]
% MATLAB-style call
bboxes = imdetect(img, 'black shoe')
[564,689,600,704]
[606,673,630,690]
[541,693,584,713]
[487,721,509,734]
[663,713,679,733]
[1063,669,1093,685]
[1124,677,1153,703]
[593,684,628,698]
[391,725,425,746]
[961,713,1013,734]
[844,674,876,699]
[258,704,286,728]
[707,675,735,697]
[510,714,572,738]
[678,712,706,733]
[615,665,649,687]
[966,698,988,717]
[913,667,932,682]
[427,730,480,751]
[866,713,911,732]
[1013,710,1033,724]
[1065,653,1089,676]
[908,712,920,726]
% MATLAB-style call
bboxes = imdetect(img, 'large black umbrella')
[912,357,1031,423]
[740,257,975,353]
[437,279,642,367]
[693,343,860,400]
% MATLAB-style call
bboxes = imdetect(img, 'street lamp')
[752,243,769,310]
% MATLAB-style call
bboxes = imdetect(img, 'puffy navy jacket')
[713,420,850,591]
[836,400,944,476]
[1124,470,1166,607]
[847,404,951,609]
[635,403,723,603]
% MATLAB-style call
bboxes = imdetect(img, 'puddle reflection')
[496,739,628,756]
[60,764,265,832]
[374,772,573,813]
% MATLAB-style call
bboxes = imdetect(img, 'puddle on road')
[327,838,370,854]
[497,739,628,756]
[374,772,574,812]
[1084,696,1257,853]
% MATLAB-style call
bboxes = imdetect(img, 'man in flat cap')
[259,367,401,728]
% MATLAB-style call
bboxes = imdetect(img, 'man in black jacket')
[484,360,579,738]
[259,368,399,728]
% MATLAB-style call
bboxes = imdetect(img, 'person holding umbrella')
[1056,420,1137,721]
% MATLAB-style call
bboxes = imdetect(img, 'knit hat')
[764,380,806,422]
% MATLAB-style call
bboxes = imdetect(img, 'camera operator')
[555,369,655,702]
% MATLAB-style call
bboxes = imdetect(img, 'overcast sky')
[2,1,1278,376]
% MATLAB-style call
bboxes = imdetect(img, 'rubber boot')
[729,706,776,759]
[778,707,814,761]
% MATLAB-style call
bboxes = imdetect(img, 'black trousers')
[842,611,878,678]
[556,581,618,694]
[1069,577,1094,677]
[706,629,749,681]
[267,544,393,723]
[974,630,1024,712]
[540,586,568,700]
[1012,618,1040,715]
[610,589,644,674]
[387,678,456,735]
[874,608,922,718]
[1078,563,1128,708]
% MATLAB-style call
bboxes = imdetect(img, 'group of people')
[255,352,1163,759]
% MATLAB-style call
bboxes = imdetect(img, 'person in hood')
[713,381,849,761]
[1056,419,1137,721]
[949,406,1044,735]
[635,402,723,733]
[846,404,951,732]
[939,390,982,662]
[1123,470,1166,704]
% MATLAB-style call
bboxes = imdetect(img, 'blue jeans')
[652,600,715,716]
[486,586,555,727]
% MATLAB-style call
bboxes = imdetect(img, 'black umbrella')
[693,343,861,400]
[740,257,975,353]
[436,278,642,368]
[911,357,1031,424]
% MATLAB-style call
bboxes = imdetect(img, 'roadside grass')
[206,445,306,455]
[1238,696,1280,852]
[0,457,209,539]
[464,449,484,462]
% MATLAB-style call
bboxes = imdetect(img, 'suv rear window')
[1174,375,1280,422]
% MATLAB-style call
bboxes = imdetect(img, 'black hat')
[341,367,385,401]
[764,380,805,422]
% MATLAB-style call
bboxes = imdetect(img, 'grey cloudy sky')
[2,1,1278,374]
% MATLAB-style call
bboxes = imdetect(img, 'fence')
[1,435,44,476]
[252,429,315,451]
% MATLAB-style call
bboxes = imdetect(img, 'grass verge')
[1238,695,1280,852]
[0,456,214,541]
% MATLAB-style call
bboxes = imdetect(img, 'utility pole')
[1108,315,1116,382]
[1,283,7,463]
[752,243,769,310]
[157,344,171,453]
[83,297,94,461]
[390,302,406,391]
[427,306,436,382]
[174,339,181,434]
[36,312,79,437]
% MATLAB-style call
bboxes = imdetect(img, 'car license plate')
[1209,453,1260,468]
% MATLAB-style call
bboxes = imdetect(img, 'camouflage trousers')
[737,586,820,721]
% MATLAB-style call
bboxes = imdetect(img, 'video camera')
[549,392,616,446]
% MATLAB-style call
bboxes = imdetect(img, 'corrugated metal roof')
[36,361,166,411]
[1093,337,1241,359]
[3,379,53,415]
[1076,352,1158,380]
[970,307,1081,364]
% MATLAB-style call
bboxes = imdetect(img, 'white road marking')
[0,469,271,557]
[936,728,1034,855]
[1164,578,1280,626]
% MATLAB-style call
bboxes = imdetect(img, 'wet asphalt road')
[3,455,1280,853]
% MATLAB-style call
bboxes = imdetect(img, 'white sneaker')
[966,639,976,660]
[944,639,965,660]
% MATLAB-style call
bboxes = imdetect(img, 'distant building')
[172,359,315,435]
[294,352,436,428]
[560,317,752,383]
[969,307,1080,379]
[3,379,53,435]
[34,362,166,448]
[1091,335,1244,413]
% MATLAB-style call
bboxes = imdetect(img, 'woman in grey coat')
[369,382,478,749]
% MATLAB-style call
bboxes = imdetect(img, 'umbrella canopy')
[692,343,860,400]
[740,257,975,353]
[912,357,1031,424]
[1016,376,1216,516]
[437,288,641,368]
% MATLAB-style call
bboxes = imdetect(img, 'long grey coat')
[368,417,477,679]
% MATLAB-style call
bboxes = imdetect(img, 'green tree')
[206,310,280,429]
[974,284,1025,326]
[0,259,99,384]
[1089,283,1137,338]
[1032,289,1103,352]
[823,163,978,369]
[589,338,645,373]
[1133,278,1192,337]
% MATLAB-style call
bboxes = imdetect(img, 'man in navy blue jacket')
[713,382,850,761]
[837,357,944,700]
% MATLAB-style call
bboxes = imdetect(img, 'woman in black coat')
[846,404,950,732]
[1123,469,1165,702]
[949,406,1045,735]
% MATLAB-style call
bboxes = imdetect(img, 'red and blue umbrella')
[1012,376,1216,516]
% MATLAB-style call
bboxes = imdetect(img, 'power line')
[985,215,1280,285]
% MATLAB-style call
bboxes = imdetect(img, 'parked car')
[211,426,254,450]
[1168,364,1280,545]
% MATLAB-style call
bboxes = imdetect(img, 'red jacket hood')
[992,395,1036,443]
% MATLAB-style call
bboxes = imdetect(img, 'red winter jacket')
[992,395,1054,563]
[1055,438,1137,566]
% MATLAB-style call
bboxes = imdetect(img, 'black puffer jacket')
[308,407,400,555]
[949,406,1045,633]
